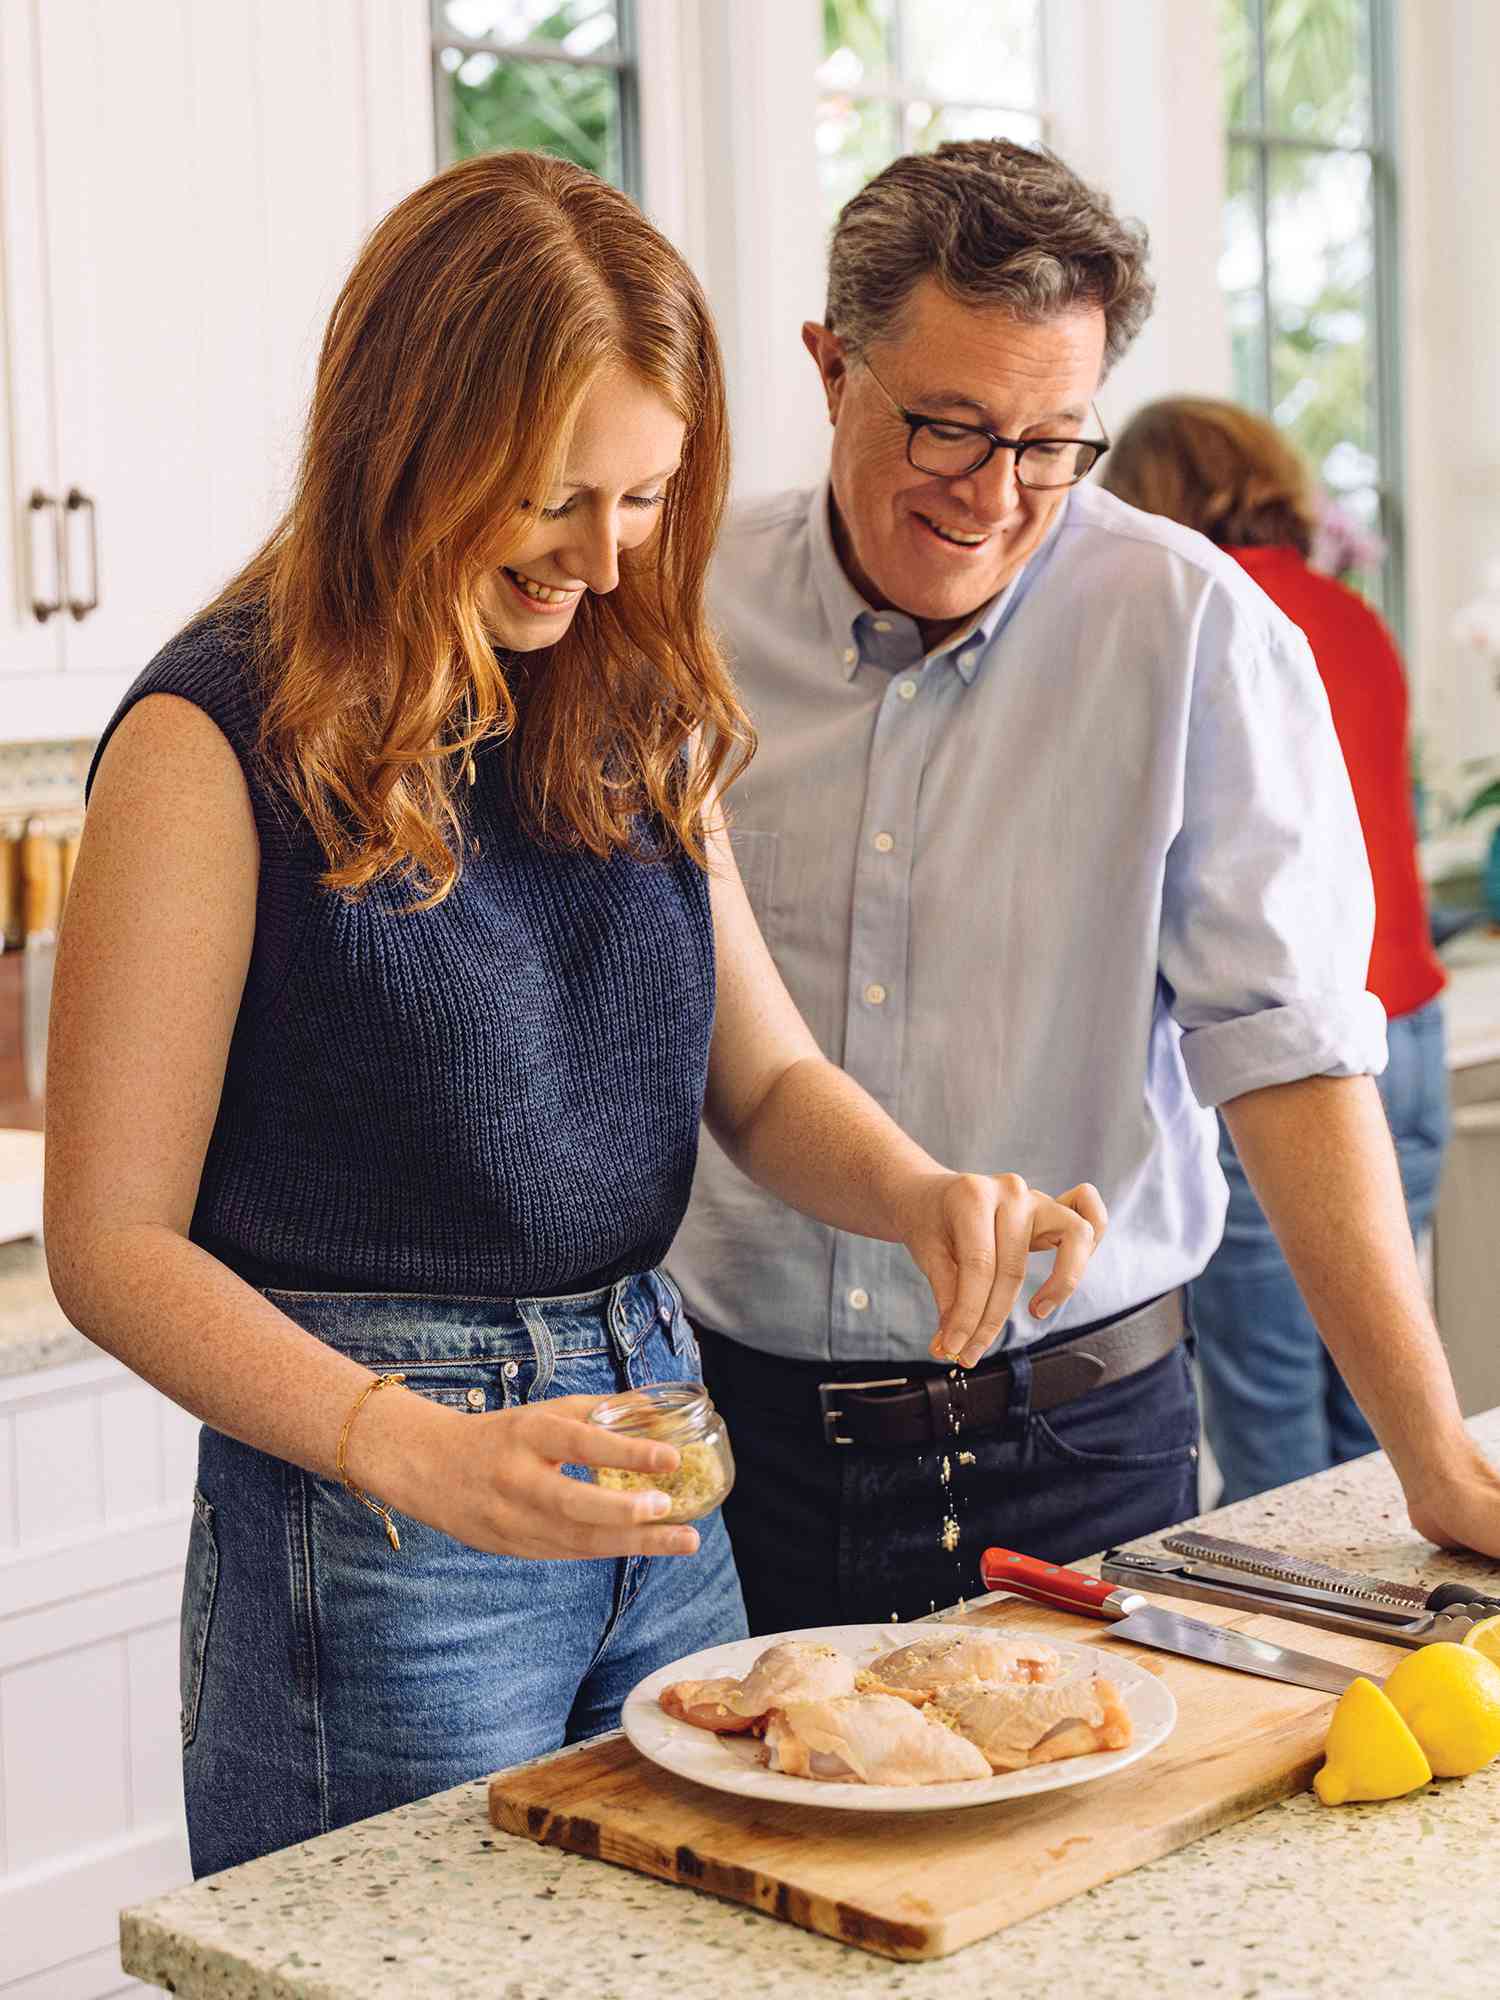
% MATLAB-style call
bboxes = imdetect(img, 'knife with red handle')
[980,1547,1147,1619]
[978,1545,1367,1694]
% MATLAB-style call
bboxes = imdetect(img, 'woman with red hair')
[43,152,1102,1874]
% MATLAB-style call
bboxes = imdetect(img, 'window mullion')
[433,33,629,74]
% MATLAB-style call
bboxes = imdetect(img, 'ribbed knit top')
[85,611,717,1297]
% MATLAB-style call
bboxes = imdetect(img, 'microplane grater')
[1160,1530,1431,1611]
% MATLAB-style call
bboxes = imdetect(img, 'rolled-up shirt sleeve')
[1160,576,1389,1109]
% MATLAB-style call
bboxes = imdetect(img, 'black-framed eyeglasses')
[861,355,1110,490]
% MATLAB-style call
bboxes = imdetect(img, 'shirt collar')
[805,477,1050,686]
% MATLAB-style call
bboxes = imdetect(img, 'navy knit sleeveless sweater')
[85,611,717,1297]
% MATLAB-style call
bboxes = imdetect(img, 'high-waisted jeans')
[179,1267,747,1877]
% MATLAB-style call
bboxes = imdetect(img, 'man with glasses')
[670,139,1500,1634]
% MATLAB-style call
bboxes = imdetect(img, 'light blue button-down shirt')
[669,479,1387,1363]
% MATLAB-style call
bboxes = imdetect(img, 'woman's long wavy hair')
[206,150,751,903]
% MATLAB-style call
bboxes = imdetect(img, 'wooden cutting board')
[488,1594,1412,1961]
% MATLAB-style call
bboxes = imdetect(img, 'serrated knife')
[1161,1531,1500,1617]
[979,1547,1362,1695]
[1097,1546,1493,1649]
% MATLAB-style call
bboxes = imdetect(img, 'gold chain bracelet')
[336,1373,407,1552]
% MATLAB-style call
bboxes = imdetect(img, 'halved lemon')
[1314,1677,1431,1805]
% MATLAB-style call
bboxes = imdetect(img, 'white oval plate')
[622,1621,1177,1813]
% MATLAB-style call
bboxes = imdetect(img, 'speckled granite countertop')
[121,1408,1500,2000]
[0,1237,96,1377]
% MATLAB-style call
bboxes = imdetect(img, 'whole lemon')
[1382,1642,1500,1778]
[1463,1613,1500,1674]
[1314,1677,1431,1805]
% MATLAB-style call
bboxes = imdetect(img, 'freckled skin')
[802,279,1107,653]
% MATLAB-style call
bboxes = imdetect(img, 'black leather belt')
[814,1291,1184,1448]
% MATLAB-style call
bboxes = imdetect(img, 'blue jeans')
[179,1269,747,1877]
[1189,997,1450,1504]
[697,1310,1201,1634]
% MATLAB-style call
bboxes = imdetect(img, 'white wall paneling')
[1044,0,1231,422]
[660,0,830,500]
[0,1355,197,1998]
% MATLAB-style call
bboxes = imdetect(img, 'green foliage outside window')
[1221,0,1395,609]
[818,0,1042,225]
[435,1,629,190]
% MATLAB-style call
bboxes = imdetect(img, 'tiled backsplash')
[0,740,92,817]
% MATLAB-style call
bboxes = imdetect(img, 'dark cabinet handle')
[65,487,99,619]
[27,489,66,621]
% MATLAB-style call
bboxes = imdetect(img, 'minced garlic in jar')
[589,1382,735,1523]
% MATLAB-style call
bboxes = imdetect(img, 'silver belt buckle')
[817,1376,911,1446]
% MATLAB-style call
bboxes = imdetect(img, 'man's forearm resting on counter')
[1221,1070,1500,1554]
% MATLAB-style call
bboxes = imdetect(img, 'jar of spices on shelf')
[589,1381,735,1523]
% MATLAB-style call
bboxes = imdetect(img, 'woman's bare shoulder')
[89,692,257,842]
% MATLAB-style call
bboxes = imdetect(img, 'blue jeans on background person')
[179,1268,747,1878]
[1189,996,1450,1506]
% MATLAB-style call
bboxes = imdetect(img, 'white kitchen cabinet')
[0,1353,203,1997]
[0,0,433,745]
[1430,939,1500,1417]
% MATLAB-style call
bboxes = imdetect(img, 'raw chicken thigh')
[655,1677,757,1734]
[861,1627,1061,1704]
[764,1693,991,1785]
[931,1667,1134,1771]
[659,1640,857,1732]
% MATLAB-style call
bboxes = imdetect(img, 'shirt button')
[873,831,895,853]
[502,1360,520,1379]
[465,1386,486,1410]
[864,982,887,1006]
[873,617,892,633]
[848,1287,870,1311]
[958,649,978,669]
[659,1304,674,1325]
[897,678,917,701]
[842,645,857,666]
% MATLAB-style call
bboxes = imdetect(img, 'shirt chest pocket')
[729,828,780,948]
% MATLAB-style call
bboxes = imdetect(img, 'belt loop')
[606,1276,636,1366]
[516,1297,558,1399]
[655,1270,693,1357]
[1000,1345,1033,1446]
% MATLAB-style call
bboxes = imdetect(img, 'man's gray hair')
[826,140,1155,374]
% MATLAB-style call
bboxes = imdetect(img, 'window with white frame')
[1220,0,1402,621]
[432,0,638,195]
[816,0,1046,224]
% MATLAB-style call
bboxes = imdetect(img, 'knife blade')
[980,1547,1362,1694]
[1161,1530,1500,1617]
[1107,1607,1363,1694]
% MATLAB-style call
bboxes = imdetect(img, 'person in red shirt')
[1101,398,1448,1500]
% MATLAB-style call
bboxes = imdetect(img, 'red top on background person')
[1228,542,1444,1020]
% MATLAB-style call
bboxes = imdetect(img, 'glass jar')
[589,1381,735,1523]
